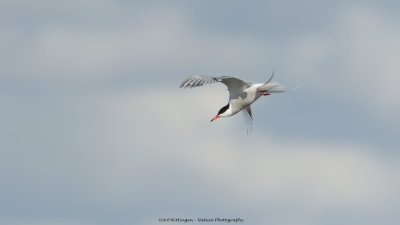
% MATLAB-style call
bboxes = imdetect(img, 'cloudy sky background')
[1,0,399,224]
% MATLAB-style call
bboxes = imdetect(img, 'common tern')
[180,72,286,131]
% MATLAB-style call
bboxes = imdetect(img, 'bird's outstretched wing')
[180,75,251,100]
[180,75,217,88]
[180,75,251,90]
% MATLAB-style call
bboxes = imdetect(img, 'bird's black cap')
[217,104,229,115]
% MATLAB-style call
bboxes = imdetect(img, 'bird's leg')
[259,90,270,96]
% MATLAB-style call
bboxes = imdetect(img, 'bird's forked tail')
[258,72,286,93]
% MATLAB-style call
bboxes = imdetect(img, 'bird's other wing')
[241,105,253,134]
[180,75,251,90]
[244,105,253,119]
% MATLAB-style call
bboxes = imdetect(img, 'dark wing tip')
[179,75,218,89]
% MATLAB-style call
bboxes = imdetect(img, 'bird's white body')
[222,84,262,117]
[180,73,285,130]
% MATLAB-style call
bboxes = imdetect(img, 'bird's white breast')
[228,84,263,114]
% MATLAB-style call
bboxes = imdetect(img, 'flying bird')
[180,72,286,131]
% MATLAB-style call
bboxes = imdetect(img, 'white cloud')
[1,82,398,225]
[2,1,400,224]
[338,6,400,116]
[281,5,400,118]
[104,87,399,223]
[16,5,271,82]
[110,87,399,208]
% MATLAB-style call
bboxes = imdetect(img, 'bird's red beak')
[210,115,220,122]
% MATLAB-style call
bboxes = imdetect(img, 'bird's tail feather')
[258,81,286,93]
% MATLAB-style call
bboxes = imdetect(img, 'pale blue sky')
[1,1,399,225]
